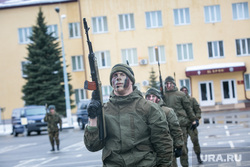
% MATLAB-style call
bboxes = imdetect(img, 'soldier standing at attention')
[163,76,198,167]
[145,87,184,167]
[84,63,173,167]
[180,86,203,164]
[44,105,62,151]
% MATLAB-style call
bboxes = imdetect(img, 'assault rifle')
[158,59,164,100]
[83,18,106,140]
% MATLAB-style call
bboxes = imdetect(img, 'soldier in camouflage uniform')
[180,86,203,164]
[84,63,173,167]
[145,87,184,167]
[163,76,198,167]
[44,105,62,151]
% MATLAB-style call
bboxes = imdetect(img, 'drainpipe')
[243,70,250,101]
[78,0,89,99]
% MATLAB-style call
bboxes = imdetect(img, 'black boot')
[50,146,55,151]
[196,153,203,164]
[57,145,60,151]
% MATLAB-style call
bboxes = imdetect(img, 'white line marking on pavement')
[203,143,207,146]
[0,143,37,154]
[76,154,82,158]
[33,157,59,167]
[229,141,234,148]
[226,130,230,136]
[224,125,228,129]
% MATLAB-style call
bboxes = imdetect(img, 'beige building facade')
[0,0,250,119]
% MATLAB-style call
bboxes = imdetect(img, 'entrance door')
[221,79,237,104]
[199,81,215,106]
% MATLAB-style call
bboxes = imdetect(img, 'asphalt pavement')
[1,110,250,167]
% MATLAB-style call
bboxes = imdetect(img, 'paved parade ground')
[0,110,250,167]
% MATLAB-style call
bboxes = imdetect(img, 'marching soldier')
[84,63,173,166]
[180,86,203,164]
[44,105,62,151]
[145,87,184,167]
[163,76,198,167]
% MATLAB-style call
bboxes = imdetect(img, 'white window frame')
[244,73,250,90]
[232,2,249,20]
[69,22,81,38]
[204,5,221,23]
[71,55,84,71]
[179,79,191,96]
[177,43,194,61]
[118,13,135,31]
[148,46,166,64]
[173,8,190,25]
[92,16,108,34]
[207,41,224,58]
[21,61,29,78]
[121,48,138,66]
[145,11,163,28]
[47,24,58,38]
[18,27,32,44]
[75,88,86,104]
[95,51,111,68]
[235,38,250,56]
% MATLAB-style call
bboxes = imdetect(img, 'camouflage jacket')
[163,86,196,127]
[158,100,184,149]
[44,112,62,132]
[84,87,173,167]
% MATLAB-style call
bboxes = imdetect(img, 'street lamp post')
[55,7,72,127]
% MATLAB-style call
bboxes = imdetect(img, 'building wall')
[0,0,250,119]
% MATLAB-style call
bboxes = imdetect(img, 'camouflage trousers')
[171,126,189,167]
[49,131,60,147]
[187,126,201,154]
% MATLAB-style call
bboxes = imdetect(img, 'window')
[71,55,84,71]
[47,24,58,38]
[75,89,86,104]
[148,46,166,64]
[180,79,191,95]
[207,41,224,58]
[204,5,221,23]
[173,8,190,25]
[232,2,249,20]
[244,74,250,90]
[92,16,108,33]
[119,13,135,31]
[102,85,113,102]
[69,22,81,38]
[177,43,193,61]
[21,61,29,78]
[121,48,138,65]
[18,27,32,44]
[145,11,162,28]
[95,51,111,68]
[235,38,250,56]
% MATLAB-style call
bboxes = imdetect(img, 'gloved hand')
[190,120,198,131]
[196,119,199,127]
[174,147,182,157]
[87,99,102,119]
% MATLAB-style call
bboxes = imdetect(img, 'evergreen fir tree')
[149,68,159,89]
[22,8,74,116]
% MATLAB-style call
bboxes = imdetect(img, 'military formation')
[84,63,203,167]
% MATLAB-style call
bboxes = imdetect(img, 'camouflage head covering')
[48,105,56,110]
[145,87,161,99]
[110,63,135,85]
[165,76,176,85]
[180,86,189,93]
